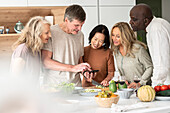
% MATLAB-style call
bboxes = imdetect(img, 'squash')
[137,85,155,102]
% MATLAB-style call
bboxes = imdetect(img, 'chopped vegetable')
[55,82,75,94]
[96,85,106,89]
[98,90,113,98]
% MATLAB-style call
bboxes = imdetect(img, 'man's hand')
[71,63,91,72]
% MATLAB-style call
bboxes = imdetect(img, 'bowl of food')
[117,88,134,99]
[95,90,119,108]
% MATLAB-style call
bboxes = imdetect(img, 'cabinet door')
[71,0,97,6]
[81,7,98,46]
[99,0,135,5]
[99,7,133,31]
[28,0,71,6]
[0,0,27,6]
[99,6,134,73]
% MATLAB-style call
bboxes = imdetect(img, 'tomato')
[161,85,169,91]
[168,85,170,89]
[154,86,161,92]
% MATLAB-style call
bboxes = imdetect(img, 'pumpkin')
[137,85,155,102]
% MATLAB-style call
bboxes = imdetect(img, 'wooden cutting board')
[83,86,109,91]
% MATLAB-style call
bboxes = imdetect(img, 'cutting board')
[83,86,109,91]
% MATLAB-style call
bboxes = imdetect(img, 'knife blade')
[92,79,103,86]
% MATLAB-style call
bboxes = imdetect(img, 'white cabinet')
[99,7,133,30]
[99,0,135,30]
[28,0,97,6]
[27,0,71,6]
[99,0,135,6]
[81,7,98,46]
[71,0,97,6]
[0,0,27,7]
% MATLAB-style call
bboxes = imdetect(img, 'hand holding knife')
[82,70,104,86]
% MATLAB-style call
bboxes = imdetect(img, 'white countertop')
[57,93,170,113]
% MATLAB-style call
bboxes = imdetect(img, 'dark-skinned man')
[129,3,170,87]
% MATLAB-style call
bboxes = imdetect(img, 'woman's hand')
[101,80,109,86]
[128,82,141,89]
[125,80,130,86]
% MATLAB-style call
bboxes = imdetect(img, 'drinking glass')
[119,76,126,85]
[114,75,120,84]
[134,75,141,89]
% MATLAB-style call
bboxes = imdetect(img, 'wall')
[162,0,170,22]
[0,7,66,33]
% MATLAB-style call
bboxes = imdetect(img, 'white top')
[42,25,84,86]
[146,16,170,87]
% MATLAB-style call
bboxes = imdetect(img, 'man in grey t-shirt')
[42,4,92,86]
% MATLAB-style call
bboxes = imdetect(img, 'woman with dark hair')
[82,24,115,87]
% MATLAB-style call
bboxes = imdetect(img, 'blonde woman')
[10,16,51,82]
[111,22,153,88]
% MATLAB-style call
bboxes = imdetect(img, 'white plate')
[79,89,101,96]
[73,87,83,94]
[155,96,170,101]
[75,87,83,90]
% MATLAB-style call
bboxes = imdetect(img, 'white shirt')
[146,16,170,87]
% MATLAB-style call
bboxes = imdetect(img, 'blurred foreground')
[0,59,80,113]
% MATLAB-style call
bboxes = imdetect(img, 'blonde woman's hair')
[12,16,51,55]
[110,22,147,58]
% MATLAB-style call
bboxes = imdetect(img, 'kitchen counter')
[57,93,170,113]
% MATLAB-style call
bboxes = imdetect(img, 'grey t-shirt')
[115,44,153,85]
[42,24,84,86]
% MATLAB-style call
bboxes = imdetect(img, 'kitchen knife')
[91,79,103,86]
